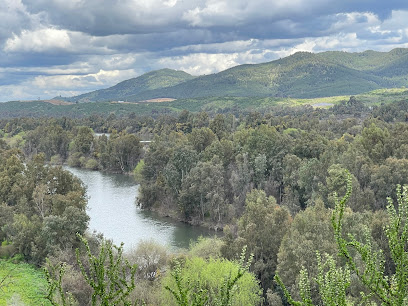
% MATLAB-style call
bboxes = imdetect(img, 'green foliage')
[2,86,408,119]
[85,158,99,170]
[0,259,51,305]
[53,48,408,103]
[178,158,225,223]
[45,262,77,306]
[72,126,94,155]
[0,149,88,264]
[223,189,292,291]
[46,234,138,306]
[163,247,262,306]
[109,132,143,172]
[75,234,137,306]
[275,199,337,297]
[277,172,408,305]
[133,159,145,182]
[275,252,351,306]
[5,81,408,305]
[333,176,408,305]
[189,237,224,260]
[314,252,350,306]
[69,68,195,103]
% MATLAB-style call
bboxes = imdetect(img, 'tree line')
[0,96,408,304]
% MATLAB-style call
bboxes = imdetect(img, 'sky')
[2,0,408,102]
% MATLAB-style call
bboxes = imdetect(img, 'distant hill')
[65,49,408,101]
[65,68,195,103]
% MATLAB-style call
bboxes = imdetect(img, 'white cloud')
[157,49,281,75]
[0,83,84,102]
[328,12,380,33]
[380,10,408,31]
[0,0,45,42]
[289,33,361,53]
[32,69,136,89]
[5,28,71,52]
[163,0,178,8]
[0,68,137,101]
[4,28,117,54]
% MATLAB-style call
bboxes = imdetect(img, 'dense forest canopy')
[1,96,408,304]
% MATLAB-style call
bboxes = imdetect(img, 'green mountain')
[66,68,195,102]
[67,49,408,101]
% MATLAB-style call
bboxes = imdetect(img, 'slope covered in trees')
[3,87,408,119]
[60,48,408,102]
[64,69,195,103]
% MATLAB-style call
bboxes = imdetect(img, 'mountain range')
[64,48,408,102]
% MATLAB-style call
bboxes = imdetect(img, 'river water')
[64,166,217,251]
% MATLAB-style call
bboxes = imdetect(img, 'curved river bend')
[64,166,216,251]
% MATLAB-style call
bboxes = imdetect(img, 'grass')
[0,259,51,306]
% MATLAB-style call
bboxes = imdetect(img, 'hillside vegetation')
[2,87,408,119]
[66,68,195,103]
[63,48,408,102]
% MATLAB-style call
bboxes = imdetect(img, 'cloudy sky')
[2,0,408,101]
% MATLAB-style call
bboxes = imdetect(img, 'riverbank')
[64,166,220,250]
[148,203,226,232]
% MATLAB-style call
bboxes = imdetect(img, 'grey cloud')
[18,0,407,38]
[22,0,191,36]
[2,0,408,102]
[0,0,44,42]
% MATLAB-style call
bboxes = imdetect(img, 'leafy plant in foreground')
[165,246,256,306]
[276,172,408,305]
[46,234,137,306]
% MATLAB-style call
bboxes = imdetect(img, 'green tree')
[275,199,337,301]
[163,249,262,306]
[72,126,94,155]
[179,159,225,223]
[187,127,216,153]
[24,124,70,160]
[109,133,143,172]
[209,114,228,140]
[223,189,292,292]
[164,145,198,196]
[276,173,408,305]
[357,123,391,163]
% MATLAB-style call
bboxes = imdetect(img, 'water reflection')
[64,166,218,251]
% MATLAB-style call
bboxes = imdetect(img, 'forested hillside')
[1,96,408,304]
[65,69,195,103]
[60,48,408,102]
[3,87,408,119]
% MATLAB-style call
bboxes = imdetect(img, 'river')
[64,166,217,251]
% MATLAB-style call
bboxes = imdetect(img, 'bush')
[67,152,83,167]
[85,158,99,170]
[161,256,262,306]
[126,240,168,281]
[133,159,145,182]
[50,155,63,165]
[189,237,224,259]
[0,244,17,259]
